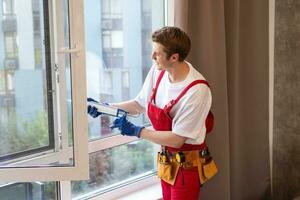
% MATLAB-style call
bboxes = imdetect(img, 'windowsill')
[90,175,162,200]
[118,182,162,200]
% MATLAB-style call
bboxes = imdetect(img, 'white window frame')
[0,0,89,182]
[166,0,175,26]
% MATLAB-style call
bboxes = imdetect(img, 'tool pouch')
[197,155,218,185]
[157,152,179,185]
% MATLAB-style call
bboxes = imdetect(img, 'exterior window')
[102,31,123,49]
[4,32,18,59]
[122,71,129,88]
[103,70,113,90]
[111,31,123,48]
[2,0,15,16]
[122,71,129,100]
[102,0,123,19]
[0,71,4,92]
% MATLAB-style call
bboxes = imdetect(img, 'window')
[0,182,58,200]
[0,0,174,199]
[71,140,157,199]
[0,71,5,92]
[102,0,123,19]
[2,0,15,17]
[71,0,165,199]
[4,32,18,59]
[0,0,88,181]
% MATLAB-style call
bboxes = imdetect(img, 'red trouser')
[161,167,200,200]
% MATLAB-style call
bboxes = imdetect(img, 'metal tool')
[87,101,139,118]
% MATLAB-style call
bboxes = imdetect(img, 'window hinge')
[54,63,59,83]
[58,132,63,150]
[48,89,55,94]
[54,63,59,72]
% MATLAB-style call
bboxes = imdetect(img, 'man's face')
[151,42,172,70]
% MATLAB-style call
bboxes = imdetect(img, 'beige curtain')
[174,0,270,199]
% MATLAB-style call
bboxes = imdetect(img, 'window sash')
[0,0,88,182]
[0,0,174,193]
[68,0,173,198]
[0,1,55,162]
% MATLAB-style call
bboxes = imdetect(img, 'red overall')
[147,70,210,200]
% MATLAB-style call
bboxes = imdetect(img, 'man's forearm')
[111,100,145,115]
[139,128,186,148]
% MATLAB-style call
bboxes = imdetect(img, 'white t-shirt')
[135,61,212,144]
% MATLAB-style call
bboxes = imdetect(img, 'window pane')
[111,31,123,48]
[0,182,57,200]
[2,0,15,16]
[4,32,18,58]
[0,0,75,167]
[0,0,52,162]
[85,0,164,140]
[71,140,158,199]
[0,71,5,92]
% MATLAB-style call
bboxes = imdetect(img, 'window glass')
[111,31,123,48]
[78,0,164,197]
[0,182,57,200]
[85,0,164,140]
[4,32,18,58]
[0,0,75,167]
[71,140,157,199]
[102,0,123,19]
[0,0,52,162]
[0,0,88,183]
[0,71,5,92]
[122,71,129,88]
[102,31,111,49]
[103,71,112,90]
[111,0,122,15]
[2,0,15,16]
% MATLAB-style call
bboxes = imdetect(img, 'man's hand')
[87,97,102,118]
[111,115,144,138]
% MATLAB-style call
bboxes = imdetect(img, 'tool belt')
[157,147,218,185]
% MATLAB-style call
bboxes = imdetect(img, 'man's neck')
[166,61,190,83]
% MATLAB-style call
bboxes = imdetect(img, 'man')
[88,26,212,200]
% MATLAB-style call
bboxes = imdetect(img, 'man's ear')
[171,53,179,62]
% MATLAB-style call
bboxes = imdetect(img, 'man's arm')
[111,115,186,148]
[111,100,145,116]
[139,129,186,148]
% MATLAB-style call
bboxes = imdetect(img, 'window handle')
[57,44,80,56]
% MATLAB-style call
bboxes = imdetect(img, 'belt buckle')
[182,161,193,169]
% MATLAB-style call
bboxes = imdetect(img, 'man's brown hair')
[152,26,191,62]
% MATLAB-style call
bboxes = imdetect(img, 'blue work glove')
[87,97,102,118]
[111,115,144,138]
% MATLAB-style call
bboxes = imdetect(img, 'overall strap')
[150,70,166,104]
[164,80,210,113]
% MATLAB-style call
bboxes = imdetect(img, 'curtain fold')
[174,0,271,199]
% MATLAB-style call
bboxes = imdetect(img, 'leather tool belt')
[157,147,218,185]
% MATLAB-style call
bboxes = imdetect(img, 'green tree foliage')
[0,110,49,157]
[71,140,155,197]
